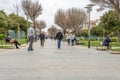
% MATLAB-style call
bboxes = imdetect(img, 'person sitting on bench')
[102,35,111,49]
[5,34,21,49]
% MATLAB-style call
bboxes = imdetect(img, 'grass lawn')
[78,40,120,48]
[78,40,120,52]
[0,46,12,49]
[18,39,27,44]
[78,40,101,47]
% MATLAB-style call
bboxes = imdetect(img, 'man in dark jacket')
[102,36,111,49]
[56,30,63,49]
[5,34,21,49]
[39,32,45,47]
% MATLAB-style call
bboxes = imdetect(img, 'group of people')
[5,24,111,51]
[27,24,45,51]
[55,30,78,49]
[66,33,76,46]
[27,27,64,50]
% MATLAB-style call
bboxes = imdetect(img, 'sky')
[0,0,108,30]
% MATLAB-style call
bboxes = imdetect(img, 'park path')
[0,39,120,80]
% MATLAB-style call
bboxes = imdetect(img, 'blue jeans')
[67,39,70,46]
[28,36,34,51]
[57,39,61,49]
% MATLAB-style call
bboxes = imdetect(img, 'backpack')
[56,32,63,39]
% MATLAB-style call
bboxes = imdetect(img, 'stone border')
[108,50,120,54]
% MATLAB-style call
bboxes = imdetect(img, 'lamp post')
[85,4,95,48]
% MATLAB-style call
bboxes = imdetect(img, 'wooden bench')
[96,42,112,51]
[5,40,15,48]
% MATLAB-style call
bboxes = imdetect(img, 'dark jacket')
[56,32,63,40]
[5,36,11,42]
[102,36,111,46]
[39,33,45,40]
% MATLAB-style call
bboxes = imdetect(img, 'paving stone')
[0,40,120,80]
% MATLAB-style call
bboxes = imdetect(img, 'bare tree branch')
[21,0,43,39]
[35,20,46,30]
[67,8,87,34]
[54,8,87,35]
[54,9,68,35]
[90,0,120,19]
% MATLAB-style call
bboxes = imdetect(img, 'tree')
[35,20,46,31]
[75,27,83,36]
[54,9,68,35]
[0,10,28,37]
[100,11,120,31]
[8,13,19,31]
[18,16,29,34]
[0,10,8,34]
[54,8,87,35]
[67,8,87,35]
[90,0,120,19]
[21,0,43,39]
[81,29,88,37]
[90,26,103,37]
[8,13,29,36]
[90,0,120,42]
[99,10,120,41]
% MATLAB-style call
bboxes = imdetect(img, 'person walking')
[27,24,35,51]
[66,33,71,46]
[56,29,63,49]
[70,33,76,46]
[39,31,45,47]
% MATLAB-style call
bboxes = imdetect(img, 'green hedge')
[78,37,118,42]
[110,37,117,42]
[0,34,5,40]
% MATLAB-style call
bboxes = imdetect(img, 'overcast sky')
[0,0,107,30]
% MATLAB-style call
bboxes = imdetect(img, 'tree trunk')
[117,30,120,42]
[33,17,37,41]
[4,28,7,36]
[18,26,21,41]
[73,30,76,35]
[63,29,66,36]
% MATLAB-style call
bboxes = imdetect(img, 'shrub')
[90,38,96,41]
[110,37,117,42]
[99,38,104,41]
[0,34,5,40]
[24,35,27,39]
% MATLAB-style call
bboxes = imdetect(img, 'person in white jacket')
[66,33,71,46]
[70,33,76,46]
[27,24,35,51]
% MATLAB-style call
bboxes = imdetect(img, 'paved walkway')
[0,39,120,80]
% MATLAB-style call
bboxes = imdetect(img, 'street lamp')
[85,4,95,48]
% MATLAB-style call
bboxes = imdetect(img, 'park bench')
[5,39,15,48]
[96,42,112,51]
